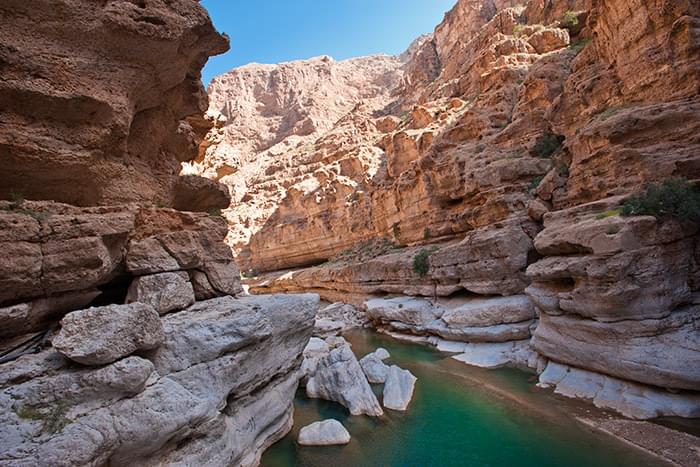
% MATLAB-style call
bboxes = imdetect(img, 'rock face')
[383,365,417,411]
[298,419,351,446]
[0,294,319,466]
[126,272,195,315]
[237,0,700,420]
[305,341,384,416]
[0,202,243,343]
[0,0,230,209]
[365,295,535,344]
[52,303,163,365]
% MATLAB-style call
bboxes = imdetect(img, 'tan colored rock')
[0,0,229,206]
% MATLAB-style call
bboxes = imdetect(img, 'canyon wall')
[0,0,230,210]
[0,1,319,465]
[204,0,700,419]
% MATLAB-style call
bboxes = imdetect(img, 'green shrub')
[208,208,224,218]
[563,10,579,27]
[423,228,431,240]
[392,223,401,240]
[595,209,621,220]
[531,132,565,158]
[529,175,545,191]
[621,179,700,223]
[413,247,438,277]
[513,24,527,37]
[9,190,24,204]
[569,39,592,54]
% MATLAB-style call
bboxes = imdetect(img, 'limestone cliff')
[204,0,700,419]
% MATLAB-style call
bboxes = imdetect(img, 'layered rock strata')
[236,0,700,420]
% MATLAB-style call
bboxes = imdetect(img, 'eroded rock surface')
[305,341,384,416]
[0,294,319,466]
[0,0,230,209]
[383,365,417,411]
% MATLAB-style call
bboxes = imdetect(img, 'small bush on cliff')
[529,175,545,192]
[621,179,700,223]
[413,246,438,277]
[563,10,579,27]
[531,132,565,158]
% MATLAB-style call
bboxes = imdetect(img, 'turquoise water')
[261,331,664,467]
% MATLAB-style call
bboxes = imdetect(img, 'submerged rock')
[298,419,351,446]
[383,365,417,411]
[359,348,391,383]
[306,343,383,416]
[52,303,164,365]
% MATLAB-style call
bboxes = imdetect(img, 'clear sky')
[201,0,457,86]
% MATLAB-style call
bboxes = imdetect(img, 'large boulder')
[298,419,351,446]
[306,343,383,416]
[359,348,391,384]
[52,303,164,365]
[126,272,195,315]
[383,365,417,411]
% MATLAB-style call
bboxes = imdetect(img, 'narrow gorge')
[1,0,699,466]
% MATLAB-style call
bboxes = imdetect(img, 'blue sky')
[201,0,457,86]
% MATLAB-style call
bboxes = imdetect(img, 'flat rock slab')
[383,365,417,411]
[298,419,350,446]
[52,303,164,365]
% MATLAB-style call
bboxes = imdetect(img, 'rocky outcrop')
[298,420,351,446]
[0,294,319,466]
[0,0,230,209]
[305,339,384,416]
[0,202,243,345]
[365,295,536,344]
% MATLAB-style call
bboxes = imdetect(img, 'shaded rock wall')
[0,0,229,209]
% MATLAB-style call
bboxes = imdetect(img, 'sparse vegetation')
[563,10,579,27]
[423,228,431,240]
[513,24,527,37]
[621,179,700,223]
[392,223,401,240]
[208,208,224,218]
[413,246,439,277]
[9,190,24,205]
[531,132,565,158]
[595,209,621,220]
[556,161,570,177]
[529,175,545,191]
[569,39,592,54]
[331,237,399,265]
[242,268,260,278]
[15,403,72,435]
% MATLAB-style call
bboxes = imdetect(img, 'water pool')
[261,331,662,467]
